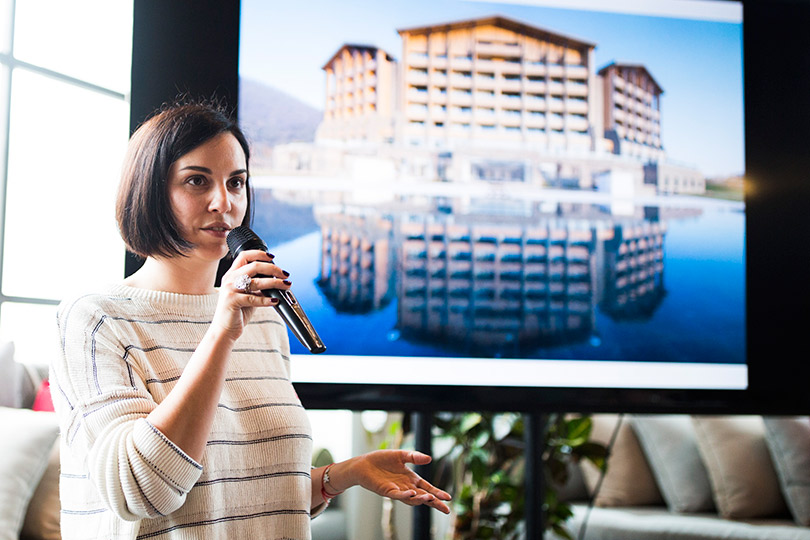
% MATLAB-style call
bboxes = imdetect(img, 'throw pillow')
[763,416,810,525]
[0,342,17,407]
[580,414,664,507]
[554,460,589,503]
[630,414,715,513]
[692,415,788,519]
[0,407,59,540]
[21,438,61,540]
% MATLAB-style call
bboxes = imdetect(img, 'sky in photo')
[239,0,743,178]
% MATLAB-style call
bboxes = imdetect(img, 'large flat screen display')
[237,0,745,397]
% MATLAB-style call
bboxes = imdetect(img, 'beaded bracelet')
[320,463,345,502]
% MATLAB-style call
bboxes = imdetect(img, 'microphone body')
[227,226,326,354]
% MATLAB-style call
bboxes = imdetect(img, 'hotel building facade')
[282,15,704,195]
[316,44,398,144]
[395,16,596,153]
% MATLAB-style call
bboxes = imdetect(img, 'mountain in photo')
[238,77,323,148]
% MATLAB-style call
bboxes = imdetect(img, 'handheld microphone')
[226,226,326,354]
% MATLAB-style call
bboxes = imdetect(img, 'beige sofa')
[0,344,60,540]
[551,413,810,540]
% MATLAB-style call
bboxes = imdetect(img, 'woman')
[51,101,450,539]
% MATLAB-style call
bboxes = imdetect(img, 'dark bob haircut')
[116,100,252,258]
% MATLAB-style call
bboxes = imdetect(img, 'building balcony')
[475,109,497,124]
[566,82,588,97]
[567,115,589,132]
[431,55,448,69]
[449,56,473,70]
[612,91,626,105]
[430,108,447,121]
[407,89,429,103]
[449,108,472,121]
[523,62,548,77]
[567,100,588,114]
[498,94,522,108]
[635,86,650,100]
[450,74,472,88]
[500,78,522,92]
[500,61,522,75]
[548,82,565,96]
[431,73,448,86]
[499,113,522,128]
[547,64,565,77]
[429,89,448,103]
[524,63,547,77]
[525,80,546,94]
[407,52,429,67]
[474,124,498,136]
[448,92,473,106]
[475,75,497,90]
[525,97,546,111]
[612,75,625,89]
[476,41,522,58]
[566,65,589,79]
[475,95,497,109]
[548,114,564,130]
[474,58,498,73]
[525,115,545,129]
[407,71,429,85]
[547,98,565,113]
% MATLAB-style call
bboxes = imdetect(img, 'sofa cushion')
[763,416,810,526]
[0,407,59,540]
[20,438,61,540]
[581,414,663,507]
[630,414,715,513]
[693,415,788,519]
[0,342,19,408]
[563,504,810,540]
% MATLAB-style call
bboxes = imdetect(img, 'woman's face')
[167,132,248,262]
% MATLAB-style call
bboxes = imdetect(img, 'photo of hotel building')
[243,8,743,362]
[285,14,704,195]
[315,208,667,355]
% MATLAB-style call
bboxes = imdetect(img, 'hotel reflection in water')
[317,202,666,358]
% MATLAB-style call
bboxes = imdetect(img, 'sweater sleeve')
[52,297,203,521]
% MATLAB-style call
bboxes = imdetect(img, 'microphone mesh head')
[227,226,267,257]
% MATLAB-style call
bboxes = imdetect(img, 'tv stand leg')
[526,411,548,539]
[412,411,432,540]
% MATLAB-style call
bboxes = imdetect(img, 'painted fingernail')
[266,252,275,259]
[282,280,292,286]
[282,270,290,277]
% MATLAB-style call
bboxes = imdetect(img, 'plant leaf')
[460,413,483,434]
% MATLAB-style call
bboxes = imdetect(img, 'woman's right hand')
[212,249,291,342]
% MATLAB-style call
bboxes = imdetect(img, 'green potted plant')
[431,412,607,540]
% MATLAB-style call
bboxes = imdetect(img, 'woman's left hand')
[331,450,452,514]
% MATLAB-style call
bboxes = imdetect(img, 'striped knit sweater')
[51,284,316,540]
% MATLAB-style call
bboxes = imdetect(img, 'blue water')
[256,208,745,365]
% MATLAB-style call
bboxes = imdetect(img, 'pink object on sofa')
[32,380,54,412]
